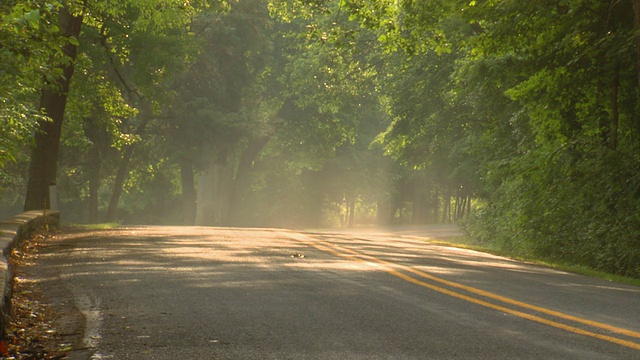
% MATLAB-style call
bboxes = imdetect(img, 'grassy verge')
[63,222,121,230]
[424,235,640,287]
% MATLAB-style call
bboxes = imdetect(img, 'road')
[33,226,640,359]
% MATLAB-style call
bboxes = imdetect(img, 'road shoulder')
[4,233,87,359]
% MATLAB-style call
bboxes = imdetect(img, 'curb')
[0,210,60,339]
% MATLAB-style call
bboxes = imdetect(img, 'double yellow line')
[289,233,640,351]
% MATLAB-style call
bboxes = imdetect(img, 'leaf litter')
[1,232,72,359]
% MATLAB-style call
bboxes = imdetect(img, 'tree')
[286,0,640,275]
[455,0,640,276]
[23,0,217,211]
[163,0,274,225]
[21,2,83,210]
[0,2,67,171]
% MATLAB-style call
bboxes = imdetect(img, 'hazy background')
[2,0,639,277]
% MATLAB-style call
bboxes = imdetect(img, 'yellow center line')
[289,233,640,351]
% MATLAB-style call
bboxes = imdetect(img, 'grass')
[63,222,121,230]
[425,235,640,287]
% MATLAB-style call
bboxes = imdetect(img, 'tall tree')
[24,2,84,210]
[23,0,217,211]
[164,0,274,225]
[0,2,69,171]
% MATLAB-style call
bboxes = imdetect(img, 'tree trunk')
[87,149,101,223]
[195,166,215,226]
[412,189,428,224]
[454,196,462,220]
[442,185,452,224]
[455,195,469,221]
[104,146,134,222]
[84,117,103,223]
[634,0,640,90]
[103,107,151,222]
[343,197,349,228]
[215,151,235,225]
[463,196,470,219]
[388,196,400,224]
[431,190,439,224]
[179,157,197,225]
[609,60,620,150]
[194,149,234,226]
[347,196,356,227]
[603,2,620,150]
[229,135,271,225]
[24,5,84,211]
[376,200,388,225]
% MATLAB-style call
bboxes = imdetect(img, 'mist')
[3,1,640,277]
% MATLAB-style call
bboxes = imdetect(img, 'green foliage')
[0,1,67,170]
[465,143,640,278]
[457,0,640,277]
[3,0,640,279]
[46,0,228,222]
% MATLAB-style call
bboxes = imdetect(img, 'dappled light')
[5,0,640,357]
[50,226,640,305]
[27,226,640,358]
[2,0,640,310]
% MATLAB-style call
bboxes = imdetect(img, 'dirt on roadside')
[2,232,85,360]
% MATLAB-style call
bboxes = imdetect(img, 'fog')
[3,0,639,277]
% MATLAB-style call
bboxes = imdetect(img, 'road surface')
[33,226,640,359]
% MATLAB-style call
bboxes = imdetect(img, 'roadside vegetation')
[1,1,639,278]
[431,235,640,288]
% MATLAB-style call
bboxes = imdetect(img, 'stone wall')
[0,210,60,338]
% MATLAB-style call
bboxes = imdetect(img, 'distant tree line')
[1,0,639,277]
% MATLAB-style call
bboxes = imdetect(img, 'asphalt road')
[34,226,640,359]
